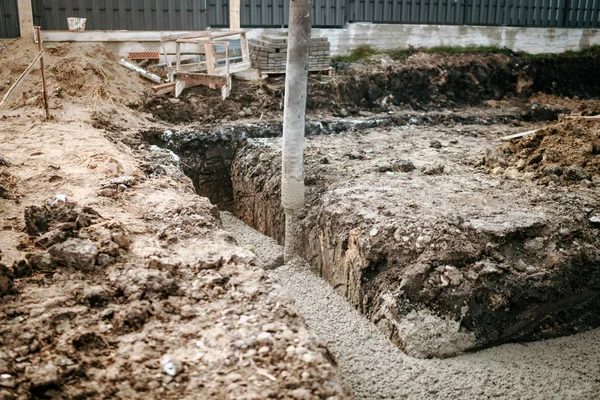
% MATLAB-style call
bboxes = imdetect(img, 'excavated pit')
[141,54,600,358]
[142,112,600,359]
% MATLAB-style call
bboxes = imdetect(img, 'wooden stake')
[35,26,50,120]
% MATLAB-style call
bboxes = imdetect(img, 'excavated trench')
[142,108,600,359]
[140,47,600,359]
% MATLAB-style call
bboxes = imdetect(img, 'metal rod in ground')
[281,0,312,262]
[34,26,50,120]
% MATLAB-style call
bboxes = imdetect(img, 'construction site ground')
[0,38,599,399]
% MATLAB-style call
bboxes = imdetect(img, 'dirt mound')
[0,39,150,110]
[498,119,600,185]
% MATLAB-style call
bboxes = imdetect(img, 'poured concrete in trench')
[222,211,600,400]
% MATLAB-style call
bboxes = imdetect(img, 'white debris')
[161,357,178,377]
[48,193,68,206]
[149,145,180,163]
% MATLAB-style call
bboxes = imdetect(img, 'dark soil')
[141,51,600,124]
[142,81,282,125]
[228,125,600,357]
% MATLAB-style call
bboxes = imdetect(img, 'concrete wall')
[41,23,600,57]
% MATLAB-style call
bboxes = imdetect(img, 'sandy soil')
[0,115,348,399]
[222,210,600,400]
[1,37,599,399]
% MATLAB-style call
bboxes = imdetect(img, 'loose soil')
[0,117,349,399]
[230,124,600,357]
[1,37,600,399]
[221,213,600,399]
[494,118,600,185]
[141,50,600,125]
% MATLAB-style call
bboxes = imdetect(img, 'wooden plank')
[204,43,216,89]
[175,81,186,98]
[176,42,181,73]
[176,30,248,43]
[214,61,251,75]
[177,62,208,72]
[176,72,228,89]
[241,32,251,63]
[501,116,600,140]
[152,82,177,95]
[500,128,542,141]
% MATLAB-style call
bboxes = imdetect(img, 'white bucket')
[67,17,87,32]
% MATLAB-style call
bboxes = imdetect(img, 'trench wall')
[42,24,600,58]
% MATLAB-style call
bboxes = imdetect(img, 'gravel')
[222,212,600,400]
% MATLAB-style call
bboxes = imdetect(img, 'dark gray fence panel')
[33,0,208,30]
[346,0,598,25]
[1,0,21,38]
[213,0,343,27]
[28,0,600,30]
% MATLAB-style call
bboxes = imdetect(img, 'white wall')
[42,23,600,56]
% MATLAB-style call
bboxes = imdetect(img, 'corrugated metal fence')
[0,0,21,38]
[1,0,598,38]
[346,0,600,27]
[32,0,209,31]
[215,0,600,27]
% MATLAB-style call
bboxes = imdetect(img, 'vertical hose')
[282,0,312,262]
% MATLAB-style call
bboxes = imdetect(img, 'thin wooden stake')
[35,26,50,120]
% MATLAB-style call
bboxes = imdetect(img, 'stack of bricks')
[249,33,330,74]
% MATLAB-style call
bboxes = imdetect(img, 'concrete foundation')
[40,24,600,57]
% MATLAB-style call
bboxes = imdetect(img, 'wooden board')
[214,61,251,76]
[152,82,176,95]
[175,81,185,98]
[175,72,228,89]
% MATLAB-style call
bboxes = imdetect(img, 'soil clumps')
[229,125,600,357]
[494,118,600,186]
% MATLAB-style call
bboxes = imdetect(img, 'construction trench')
[139,55,600,395]
[1,37,600,399]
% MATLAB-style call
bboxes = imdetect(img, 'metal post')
[281,0,312,262]
[34,26,50,120]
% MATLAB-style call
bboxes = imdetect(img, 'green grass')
[331,45,514,62]
[331,45,380,62]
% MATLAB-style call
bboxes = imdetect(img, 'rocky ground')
[231,123,600,357]
[1,36,600,399]
[0,116,349,399]
[222,213,600,400]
